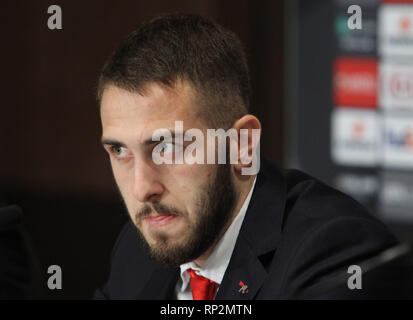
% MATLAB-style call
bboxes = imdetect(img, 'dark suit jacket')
[94,159,399,299]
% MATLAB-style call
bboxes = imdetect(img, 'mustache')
[135,202,184,222]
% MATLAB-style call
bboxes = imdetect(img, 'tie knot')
[187,269,217,300]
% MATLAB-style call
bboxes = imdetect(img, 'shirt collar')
[178,178,257,293]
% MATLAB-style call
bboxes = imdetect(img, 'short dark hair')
[97,13,250,128]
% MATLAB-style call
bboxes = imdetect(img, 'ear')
[231,115,261,176]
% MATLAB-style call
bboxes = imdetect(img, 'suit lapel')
[216,159,286,300]
[215,235,268,300]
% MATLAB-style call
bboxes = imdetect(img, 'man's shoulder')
[280,167,375,221]
[255,165,399,298]
[271,166,398,253]
[94,221,160,299]
[256,161,397,247]
[111,220,160,270]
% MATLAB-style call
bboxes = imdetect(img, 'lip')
[144,213,178,227]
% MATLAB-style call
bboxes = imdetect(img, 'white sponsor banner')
[383,114,413,169]
[379,4,413,57]
[379,171,413,222]
[331,108,381,167]
[380,60,413,110]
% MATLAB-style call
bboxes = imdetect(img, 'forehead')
[100,82,204,143]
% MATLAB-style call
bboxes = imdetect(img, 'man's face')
[100,82,237,266]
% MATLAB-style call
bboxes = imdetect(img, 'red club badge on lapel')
[238,281,249,294]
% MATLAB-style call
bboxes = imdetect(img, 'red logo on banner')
[333,57,377,108]
[400,16,412,33]
[351,121,365,140]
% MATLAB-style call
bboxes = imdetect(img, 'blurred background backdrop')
[1,0,413,298]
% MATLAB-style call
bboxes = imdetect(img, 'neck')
[193,174,256,268]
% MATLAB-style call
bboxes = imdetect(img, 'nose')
[132,160,165,203]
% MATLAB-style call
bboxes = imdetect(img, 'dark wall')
[1,1,284,298]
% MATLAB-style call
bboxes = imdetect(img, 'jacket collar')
[215,158,286,299]
[238,158,286,257]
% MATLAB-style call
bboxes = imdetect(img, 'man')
[94,13,398,300]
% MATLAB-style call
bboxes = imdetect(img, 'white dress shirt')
[176,178,257,300]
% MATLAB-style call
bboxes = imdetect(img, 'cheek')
[111,161,134,204]
[168,163,205,188]
[111,158,132,185]
[166,164,214,207]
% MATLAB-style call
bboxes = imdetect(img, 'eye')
[109,146,130,159]
[159,142,174,154]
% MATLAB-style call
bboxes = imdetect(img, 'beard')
[130,163,238,267]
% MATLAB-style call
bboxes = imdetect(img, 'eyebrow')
[150,130,182,144]
[101,138,126,148]
[101,131,183,148]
